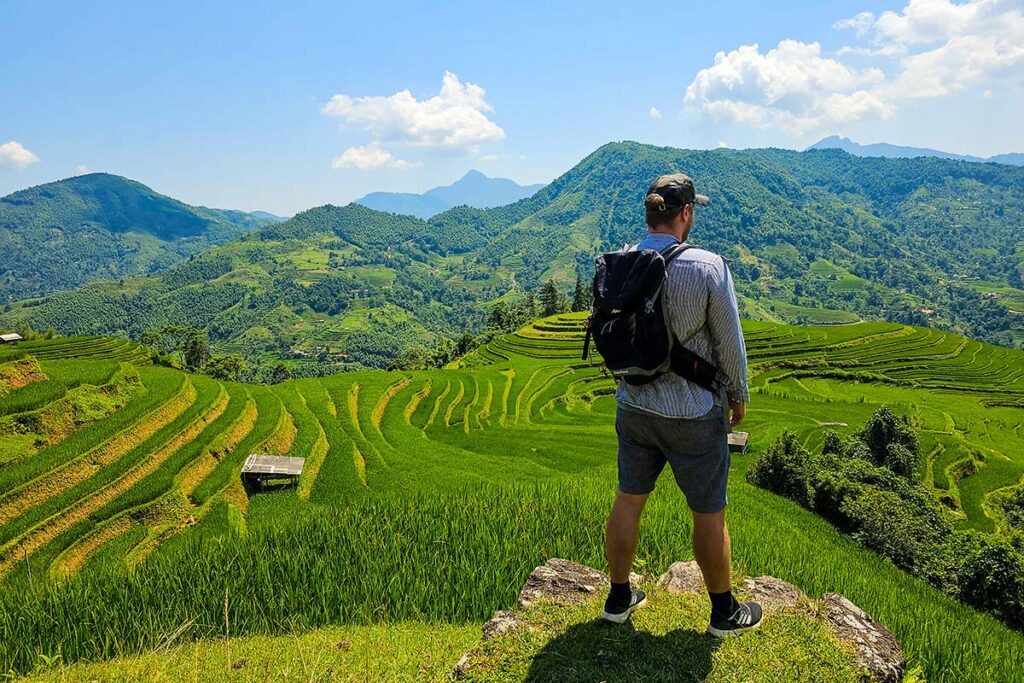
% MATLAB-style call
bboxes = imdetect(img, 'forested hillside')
[0,173,274,299]
[4,143,1022,372]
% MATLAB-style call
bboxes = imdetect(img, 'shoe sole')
[600,596,647,624]
[705,618,763,638]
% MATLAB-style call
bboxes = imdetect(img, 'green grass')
[459,582,861,683]
[2,314,1024,680]
[20,621,478,683]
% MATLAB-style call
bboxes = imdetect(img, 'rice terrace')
[5,1,1024,680]
[0,311,1023,680]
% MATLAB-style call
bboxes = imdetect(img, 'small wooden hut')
[240,454,305,493]
[727,431,749,454]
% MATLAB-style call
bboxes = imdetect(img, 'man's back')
[614,231,749,420]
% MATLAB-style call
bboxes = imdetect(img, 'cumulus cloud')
[322,72,505,153]
[0,141,40,169]
[684,40,889,135]
[840,0,1024,98]
[685,0,1024,137]
[74,165,90,174]
[649,106,662,119]
[330,143,416,170]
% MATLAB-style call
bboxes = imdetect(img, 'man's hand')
[728,401,745,428]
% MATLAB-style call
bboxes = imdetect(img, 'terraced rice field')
[1,317,1023,680]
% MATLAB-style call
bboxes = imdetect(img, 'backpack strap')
[657,243,724,393]
[660,241,693,265]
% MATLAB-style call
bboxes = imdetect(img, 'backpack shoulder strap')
[660,242,693,266]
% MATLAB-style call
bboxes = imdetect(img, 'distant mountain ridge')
[0,173,277,300]
[356,170,545,219]
[6,142,1023,371]
[808,135,1024,165]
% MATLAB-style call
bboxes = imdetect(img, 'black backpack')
[582,241,721,391]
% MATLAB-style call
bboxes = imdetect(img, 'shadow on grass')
[525,619,721,683]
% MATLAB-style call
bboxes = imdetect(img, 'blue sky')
[2,0,1022,215]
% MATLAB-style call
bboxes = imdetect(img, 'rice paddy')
[1,317,1023,680]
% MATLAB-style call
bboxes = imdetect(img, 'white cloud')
[480,153,509,161]
[649,106,662,119]
[840,0,1024,97]
[716,140,730,148]
[684,40,889,135]
[0,141,40,169]
[330,143,416,170]
[685,0,1024,138]
[74,165,90,174]
[322,72,505,153]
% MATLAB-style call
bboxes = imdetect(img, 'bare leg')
[692,509,731,592]
[605,491,649,583]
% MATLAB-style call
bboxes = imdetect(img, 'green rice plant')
[2,479,1023,681]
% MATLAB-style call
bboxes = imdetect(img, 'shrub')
[745,431,813,505]
[954,531,1024,629]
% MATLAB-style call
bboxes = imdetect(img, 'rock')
[448,653,471,680]
[741,575,804,611]
[821,593,905,682]
[482,610,528,641]
[517,558,609,608]
[657,561,704,594]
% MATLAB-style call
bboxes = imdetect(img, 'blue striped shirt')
[614,231,750,419]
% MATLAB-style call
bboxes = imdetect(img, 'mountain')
[356,170,545,219]
[249,210,289,223]
[4,142,1023,372]
[808,135,1024,165]
[0,173,277,300]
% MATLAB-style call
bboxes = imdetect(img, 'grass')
[459,582,861,683]
[19,622,478,682]
[2,315,1024,680]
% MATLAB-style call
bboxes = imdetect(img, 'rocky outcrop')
[657,560,704,594]
[821,593,906,683]
[482,610,528,641]
[742,575,804,611]
[517,558,608,608]
[453,559,906,682]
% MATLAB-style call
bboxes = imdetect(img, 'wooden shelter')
[241,454,305,492]
[727,431,749,454]
[0,333,23,345]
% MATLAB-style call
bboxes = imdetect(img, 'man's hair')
[644,192,683,228]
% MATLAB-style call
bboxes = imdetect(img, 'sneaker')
[706,601,763,638]
[600,587,647,624]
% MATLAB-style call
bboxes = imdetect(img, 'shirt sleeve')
[706,257,750,403]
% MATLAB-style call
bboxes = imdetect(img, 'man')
[600,173,762,638]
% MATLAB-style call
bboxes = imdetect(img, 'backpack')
[582,241,722,391]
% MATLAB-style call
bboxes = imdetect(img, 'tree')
[270,362,291,384]
[182,331,211,371]
[205,354,248,381]
[540,280,561,317]
[571,275,592,312]
[525,291,537,319]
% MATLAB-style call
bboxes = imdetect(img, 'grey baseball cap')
[646,173,710,210]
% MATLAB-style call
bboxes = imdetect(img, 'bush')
[954,531,1024,629]
[745,431,813,505]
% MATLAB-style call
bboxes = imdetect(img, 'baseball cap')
[646,174,710,210]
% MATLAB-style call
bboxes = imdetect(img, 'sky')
[2,0,1022,215]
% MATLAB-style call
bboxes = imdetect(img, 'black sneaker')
[600,587,647,624]
[706,600,763,638]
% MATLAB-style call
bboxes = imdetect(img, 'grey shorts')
[615,403,730,513]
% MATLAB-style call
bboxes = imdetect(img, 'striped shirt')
[615,231,750,419]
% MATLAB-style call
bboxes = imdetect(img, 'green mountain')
[0,173,276,300]
[356,169,546,219]
[3,142,1023,371]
